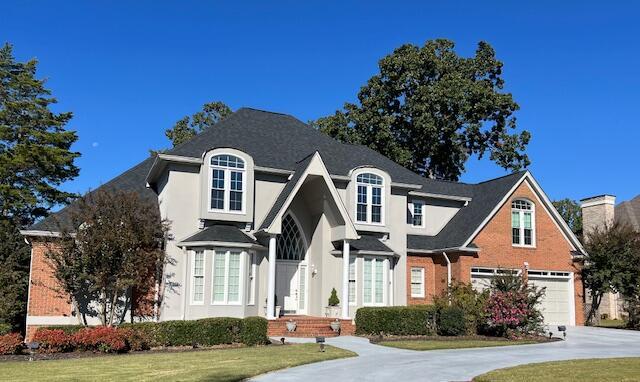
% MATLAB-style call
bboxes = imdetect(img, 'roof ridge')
[237,107,291,116]
[475,170,527,185]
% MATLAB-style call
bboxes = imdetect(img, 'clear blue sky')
[2,1,639,203]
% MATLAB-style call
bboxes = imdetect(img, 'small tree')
[582,222,640,325]
[46,189,169,326]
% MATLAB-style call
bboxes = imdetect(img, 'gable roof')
[616,195,640,231]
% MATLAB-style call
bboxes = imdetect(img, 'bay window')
[363,257,386,306]
[191,250,205,304]
[212,249,243,304]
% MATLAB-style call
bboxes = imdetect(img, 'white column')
[342,240,350,319]
[266,235,277,320]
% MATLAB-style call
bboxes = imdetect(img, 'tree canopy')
[553,198,583,239]
[165,101,232,147]
[312,39,530,181]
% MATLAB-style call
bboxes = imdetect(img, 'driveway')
[252,326,640,382]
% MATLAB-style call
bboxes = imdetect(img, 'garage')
[470,267,575,326]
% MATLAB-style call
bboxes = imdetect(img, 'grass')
[598,319,628,328]
[377,338,541,351]
[474,357,640,381]
[0,344,356,382]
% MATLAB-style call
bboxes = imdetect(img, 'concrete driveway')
[252,326,640,382]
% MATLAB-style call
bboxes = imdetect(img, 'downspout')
[442,252,451,287]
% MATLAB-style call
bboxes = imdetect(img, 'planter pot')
[286,321,297,332]
[325,306,340,318]
[276,306,282,318]
[330,319,341,332]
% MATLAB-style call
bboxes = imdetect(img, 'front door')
[276,262,308,315]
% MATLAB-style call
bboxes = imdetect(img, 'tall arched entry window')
[275,213,308,314]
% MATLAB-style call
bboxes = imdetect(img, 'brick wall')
[27,241,72,317]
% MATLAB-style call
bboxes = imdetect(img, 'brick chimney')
[580,194,616,239]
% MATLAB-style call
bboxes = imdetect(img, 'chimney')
[580,195,616,239]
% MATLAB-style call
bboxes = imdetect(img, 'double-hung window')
[511,199,535,246]
[210,154,245,213]
[348,256,357,306]
[410,267,425,298]
[355,173,384,224]
[212,249,243,304]
[410,200,425,227]
[191,250,205,304]
[363,257,386,306]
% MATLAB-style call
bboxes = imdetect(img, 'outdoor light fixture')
[280,337,285,345]
[316,336,325,352]
[28,341,39,362]
[558,325,567,339]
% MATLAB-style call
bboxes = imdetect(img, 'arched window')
[277,214,305,261]
[511,199,535,246]
[210,154,245,212]
[355,172,384,224]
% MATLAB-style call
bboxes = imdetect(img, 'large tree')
[165,101,232,147]
[0,43,80,332]
[553,198,583,239]
[313,39,530,181]
[582,222,640,325]
[46,189,168,326]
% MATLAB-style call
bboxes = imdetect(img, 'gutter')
[442,251,452,286]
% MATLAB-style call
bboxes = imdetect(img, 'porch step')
[268,316,356,338]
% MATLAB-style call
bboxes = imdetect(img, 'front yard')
[0,343,355,382]
[378,338,541,351]
[474,357,640,382]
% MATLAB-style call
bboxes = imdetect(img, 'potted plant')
[286,319,297,332]
[325,288,341,318]
[330,318,341,332]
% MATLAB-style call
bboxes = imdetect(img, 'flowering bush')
[0,333,24,355]
[32,329,75,353]
[73,327,128,353]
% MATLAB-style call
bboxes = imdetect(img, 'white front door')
[276,262,308,315]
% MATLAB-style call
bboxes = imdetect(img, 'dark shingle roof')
[29,157,157,231]
[408,172,526,251]
[350,234,394,253]
[180,224,258,244]
[616,195,640,231]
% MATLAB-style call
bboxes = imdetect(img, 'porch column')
[341,240,350,319]
[267,234,277,320]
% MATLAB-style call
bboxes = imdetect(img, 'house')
[581,194,640,320]
[21,108,586,338]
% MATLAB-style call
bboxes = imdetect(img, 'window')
[355,172,384,224]
[511,199,535,246]
[410,200,424,227]
[363,257,386,305]
[246,252,256,305]
[348,256,357,305]
[410,267,425,298]
[210,154,245,213]
[276,214,305,261]
[191,250,205,304]
[212,249,243,304]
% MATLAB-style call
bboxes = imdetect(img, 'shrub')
[32,329,75,353]
[40,325,85,334]
[119,322,162,347]
[0,322,12,336]
[328,288,340,306]
[434,282,488,335]
[355,306,437,336]
[241,317,269,345]
[73,327,128,353]
[0,333,23,355]
[194,318,242,345]
[437,305,466,336]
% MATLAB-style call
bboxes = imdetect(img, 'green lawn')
[0,344,356,382]
[474,358,640,382]
[598,319,628,328]
[377,339,541,351]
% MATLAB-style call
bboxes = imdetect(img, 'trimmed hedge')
[436,306,466,336]
[240,316,269,346]
[355,306,437,336]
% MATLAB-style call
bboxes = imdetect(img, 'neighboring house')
[21,108,586,338]
[581,194,640,320]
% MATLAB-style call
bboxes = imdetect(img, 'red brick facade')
[407,179,585,325]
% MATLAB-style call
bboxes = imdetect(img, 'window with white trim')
[511,199,535,246]
[191,250,205,304]
[348,256,357,305]
[247,252,256,305]
[356,173,384,224]
[363,257,386,305]
[212,249,243,304]
[410,200,424,227]
[410,267,425,298]
[210,154,245,213]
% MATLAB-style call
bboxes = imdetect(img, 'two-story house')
[21,108,586,338]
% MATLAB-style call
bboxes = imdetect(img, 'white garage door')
[470,268,573,326]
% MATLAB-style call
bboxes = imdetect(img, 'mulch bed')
[367,334,559,344]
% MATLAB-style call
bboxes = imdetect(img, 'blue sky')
[2,1,639,203]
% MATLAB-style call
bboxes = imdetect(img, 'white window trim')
[410,199,425,228]
[349,256,358,306]
[190,250,205,305]
[363,256,387,307]
[410,267,425,298]
[211,249,245,306]
[511,199,536,248]
[208,153,247,214]
[354,173,385,226]
[247,252,256,306]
